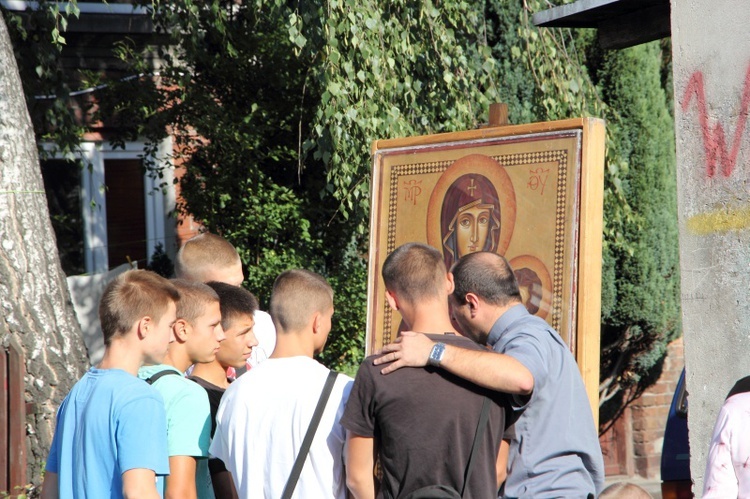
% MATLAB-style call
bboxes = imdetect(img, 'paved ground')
[604,476,662,498]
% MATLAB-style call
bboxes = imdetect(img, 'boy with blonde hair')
[175,233,244,286]
[139,279,225,499]
[42,270,179,499]
[211,270,352,498]
[175,232,275,367]
[190,281,260,498]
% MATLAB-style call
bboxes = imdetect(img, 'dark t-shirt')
[189,375,229,474]
[341,334,515,499]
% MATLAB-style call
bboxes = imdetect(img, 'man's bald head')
[451,251,521,307]
[599,482,653,499]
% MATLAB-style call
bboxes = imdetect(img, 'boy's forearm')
[346,433,376,499]
[122,468,161,499]
[211,470,239,499]
[347,471,376,499]
[165,455,198,499]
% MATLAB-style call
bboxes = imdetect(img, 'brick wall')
[172,150,202,248]
[600,337,685,479]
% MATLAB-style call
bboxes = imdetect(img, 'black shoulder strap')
[281,370,339,499]
[461,396,492,497]
[145,369,180,385]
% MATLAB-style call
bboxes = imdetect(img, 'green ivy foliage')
[295,0,504,231]
[590,42,681,421]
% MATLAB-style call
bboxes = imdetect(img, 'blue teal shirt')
[488,304,604,498]
[46,368,170,498]
[138,364,211,497]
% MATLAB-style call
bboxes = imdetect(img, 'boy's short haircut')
[270,270,333,333]
[206,281,259,330]
[382,242,447,305]
[175,233,241,281]
[170,279,220,324]
[99,269,180,346]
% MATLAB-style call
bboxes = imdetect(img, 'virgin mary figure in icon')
[440,173,502,269]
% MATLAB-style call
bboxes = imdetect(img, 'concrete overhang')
[1,1,154,34]
[532,0,671,50]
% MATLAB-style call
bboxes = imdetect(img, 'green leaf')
[569,78,580,93]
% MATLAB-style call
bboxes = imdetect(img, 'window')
[40,139,176,275]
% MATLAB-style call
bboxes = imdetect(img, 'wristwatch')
[428,342,446,367]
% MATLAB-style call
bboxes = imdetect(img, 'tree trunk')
[0,14,89,492]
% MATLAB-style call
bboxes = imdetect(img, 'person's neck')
[190,360,230,388]
[162,349,191,373]
[97,340,143,376]
[402,300,457,334]
[409,317,457,334]
[490,300,523,327]
[270,332,315,359]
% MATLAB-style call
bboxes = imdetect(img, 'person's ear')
[385,290,399,312]
[466,293,481,318]
[445,273,455,295]
[172,319,189,343]
[311,311,322,335]
[137,316,153,339]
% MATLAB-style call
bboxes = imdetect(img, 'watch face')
[430,343,445,365]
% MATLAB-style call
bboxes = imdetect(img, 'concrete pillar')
[671,0,750,493]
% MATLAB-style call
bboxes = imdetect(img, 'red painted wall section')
[681,64,750,178]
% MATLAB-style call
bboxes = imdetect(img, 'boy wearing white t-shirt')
[211,269,352,498]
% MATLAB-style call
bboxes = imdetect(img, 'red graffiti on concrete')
[681,64,750,178]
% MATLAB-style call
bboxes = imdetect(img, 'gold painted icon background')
[369,130,582,353]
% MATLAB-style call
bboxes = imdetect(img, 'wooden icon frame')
[366,118,606,417]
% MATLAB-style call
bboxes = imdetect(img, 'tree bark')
[0,14,88,492]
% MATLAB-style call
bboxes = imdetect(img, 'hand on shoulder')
[372,331,435,374]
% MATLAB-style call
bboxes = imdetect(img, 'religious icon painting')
[367,118,606,397]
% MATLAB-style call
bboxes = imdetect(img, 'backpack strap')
[460,396,492,497]
[145,369,180,385]
[281,370,339,499]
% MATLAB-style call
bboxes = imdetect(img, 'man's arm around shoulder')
[346,431,376,499]
[374,332,533,395]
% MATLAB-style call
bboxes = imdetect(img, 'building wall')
[670,0,750,492]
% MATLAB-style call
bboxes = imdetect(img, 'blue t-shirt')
[138,364,211,497]
[488,304,604,498]
[46,368,169,498]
